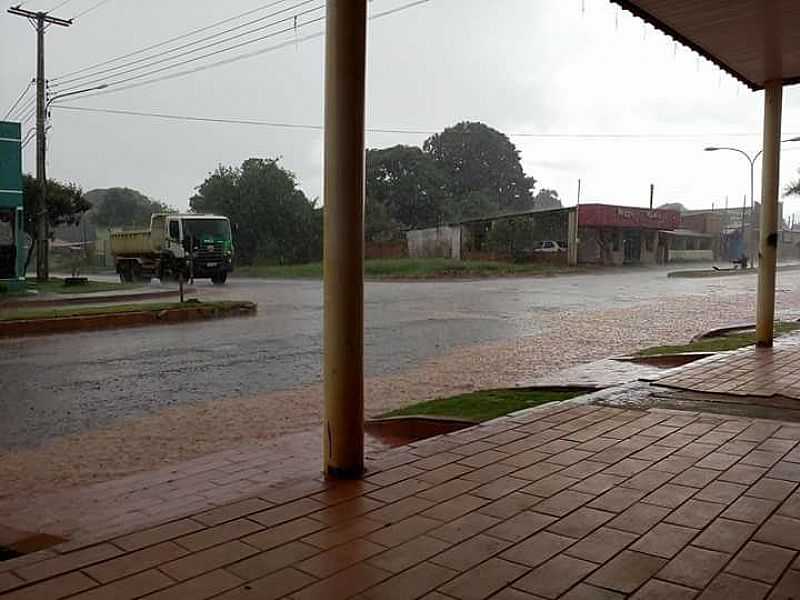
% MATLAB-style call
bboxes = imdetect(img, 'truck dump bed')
[110,229,156,256]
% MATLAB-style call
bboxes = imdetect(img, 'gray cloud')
[3,0,800,218]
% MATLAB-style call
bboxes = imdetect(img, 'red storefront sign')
[577,204,680,230]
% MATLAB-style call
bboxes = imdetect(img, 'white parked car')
[532,240,566,253]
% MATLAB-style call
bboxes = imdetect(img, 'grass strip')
[636,321,800,356]
[382,388,587,423]
[236,258,577,280]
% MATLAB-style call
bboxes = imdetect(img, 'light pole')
[46,84,108,110]
[705,137,800,267]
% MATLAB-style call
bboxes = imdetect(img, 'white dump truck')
[110,213,234,285]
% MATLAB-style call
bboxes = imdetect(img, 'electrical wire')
[55,0,430,101]
[56,15,327,96]
[54,0,297,80]
[72,0,113,19]
[54,0,323,90]
[51,105,794,140]
[3,79,34,120]
[10,97,36,122]
[18,105,36,127]
[48,0,75,12]
[21,129,35,148]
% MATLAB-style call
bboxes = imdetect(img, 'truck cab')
[173,215,235,284]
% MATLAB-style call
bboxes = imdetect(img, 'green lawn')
[235,258,576,280]
[0,278,140,297]
[26,277,141,295]
[382,388,587,423]
[637,321,800,356]
[0,300,252,322]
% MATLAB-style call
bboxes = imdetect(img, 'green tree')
[533,188,562,209]
[190,158,320,265]
[89,187,173,229]
[658,202,687,212]
[785,169,800,199]
[365,195,401,242]
[22,174,91,268]
[423,122,535,217]
[366,145,449,234]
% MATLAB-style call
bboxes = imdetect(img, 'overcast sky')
[4,0,800,220]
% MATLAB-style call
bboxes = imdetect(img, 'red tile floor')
[2,347,800,599]
[657,334,800,400]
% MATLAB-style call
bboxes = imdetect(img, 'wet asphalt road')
[0,267,786,450]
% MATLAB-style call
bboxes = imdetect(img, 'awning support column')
[323,0,368,478]
[756,81,783,347]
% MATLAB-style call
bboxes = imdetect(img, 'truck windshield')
[182,219,231,242]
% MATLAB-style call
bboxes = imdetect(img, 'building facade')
[405,204,696,266]
[0,121,24,289]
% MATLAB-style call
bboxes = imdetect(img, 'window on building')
[612,232,620,252]
[0,210,13,245]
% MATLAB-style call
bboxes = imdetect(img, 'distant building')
[405,203,718,266]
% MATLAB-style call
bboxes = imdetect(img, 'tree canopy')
[533,188,562,210]
[423,121,536,215]
[657,202,687,212]
[365,121,552,239]
[89,188,173,229]
[22,174,90,240]
[366,145,449,231]
[191,158,321,265]
[785,170,800,197]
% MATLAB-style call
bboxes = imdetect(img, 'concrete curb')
[0,301,256,338]
[0,288,196,309]
[667,262,800,278]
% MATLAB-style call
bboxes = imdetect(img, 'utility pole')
[649,183,654,210]
[8,6,72,281]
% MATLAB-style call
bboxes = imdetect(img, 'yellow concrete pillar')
[323,0,368,478]
[756,82,783,347]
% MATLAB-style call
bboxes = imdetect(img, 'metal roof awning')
[659,228,717,238]
[610,0,800,90]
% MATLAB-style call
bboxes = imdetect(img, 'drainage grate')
[0,547,22,562]
[0,532,67,562]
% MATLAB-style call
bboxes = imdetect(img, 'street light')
[704,137,800,267]
[46,84,108,110]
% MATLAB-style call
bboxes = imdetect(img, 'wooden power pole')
[8,5,72,281]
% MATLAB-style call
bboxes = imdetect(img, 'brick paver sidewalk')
[1,398,798,599]
[658,333,800,400]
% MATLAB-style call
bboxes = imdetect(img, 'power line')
[55,0,430,101]
[49,0,76,12]
[54,0,297,80]
[3,79,34,119]
[54,0,323,90]
[56,13,325,95]
[21,129,36,148]
[10,97,37,122]
[72,0,113,20]
[52,105,797,140]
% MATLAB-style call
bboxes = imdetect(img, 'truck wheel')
[211,272,227,285]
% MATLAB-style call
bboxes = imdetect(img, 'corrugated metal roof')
[660,228,717,238]
[610,0,800,90]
